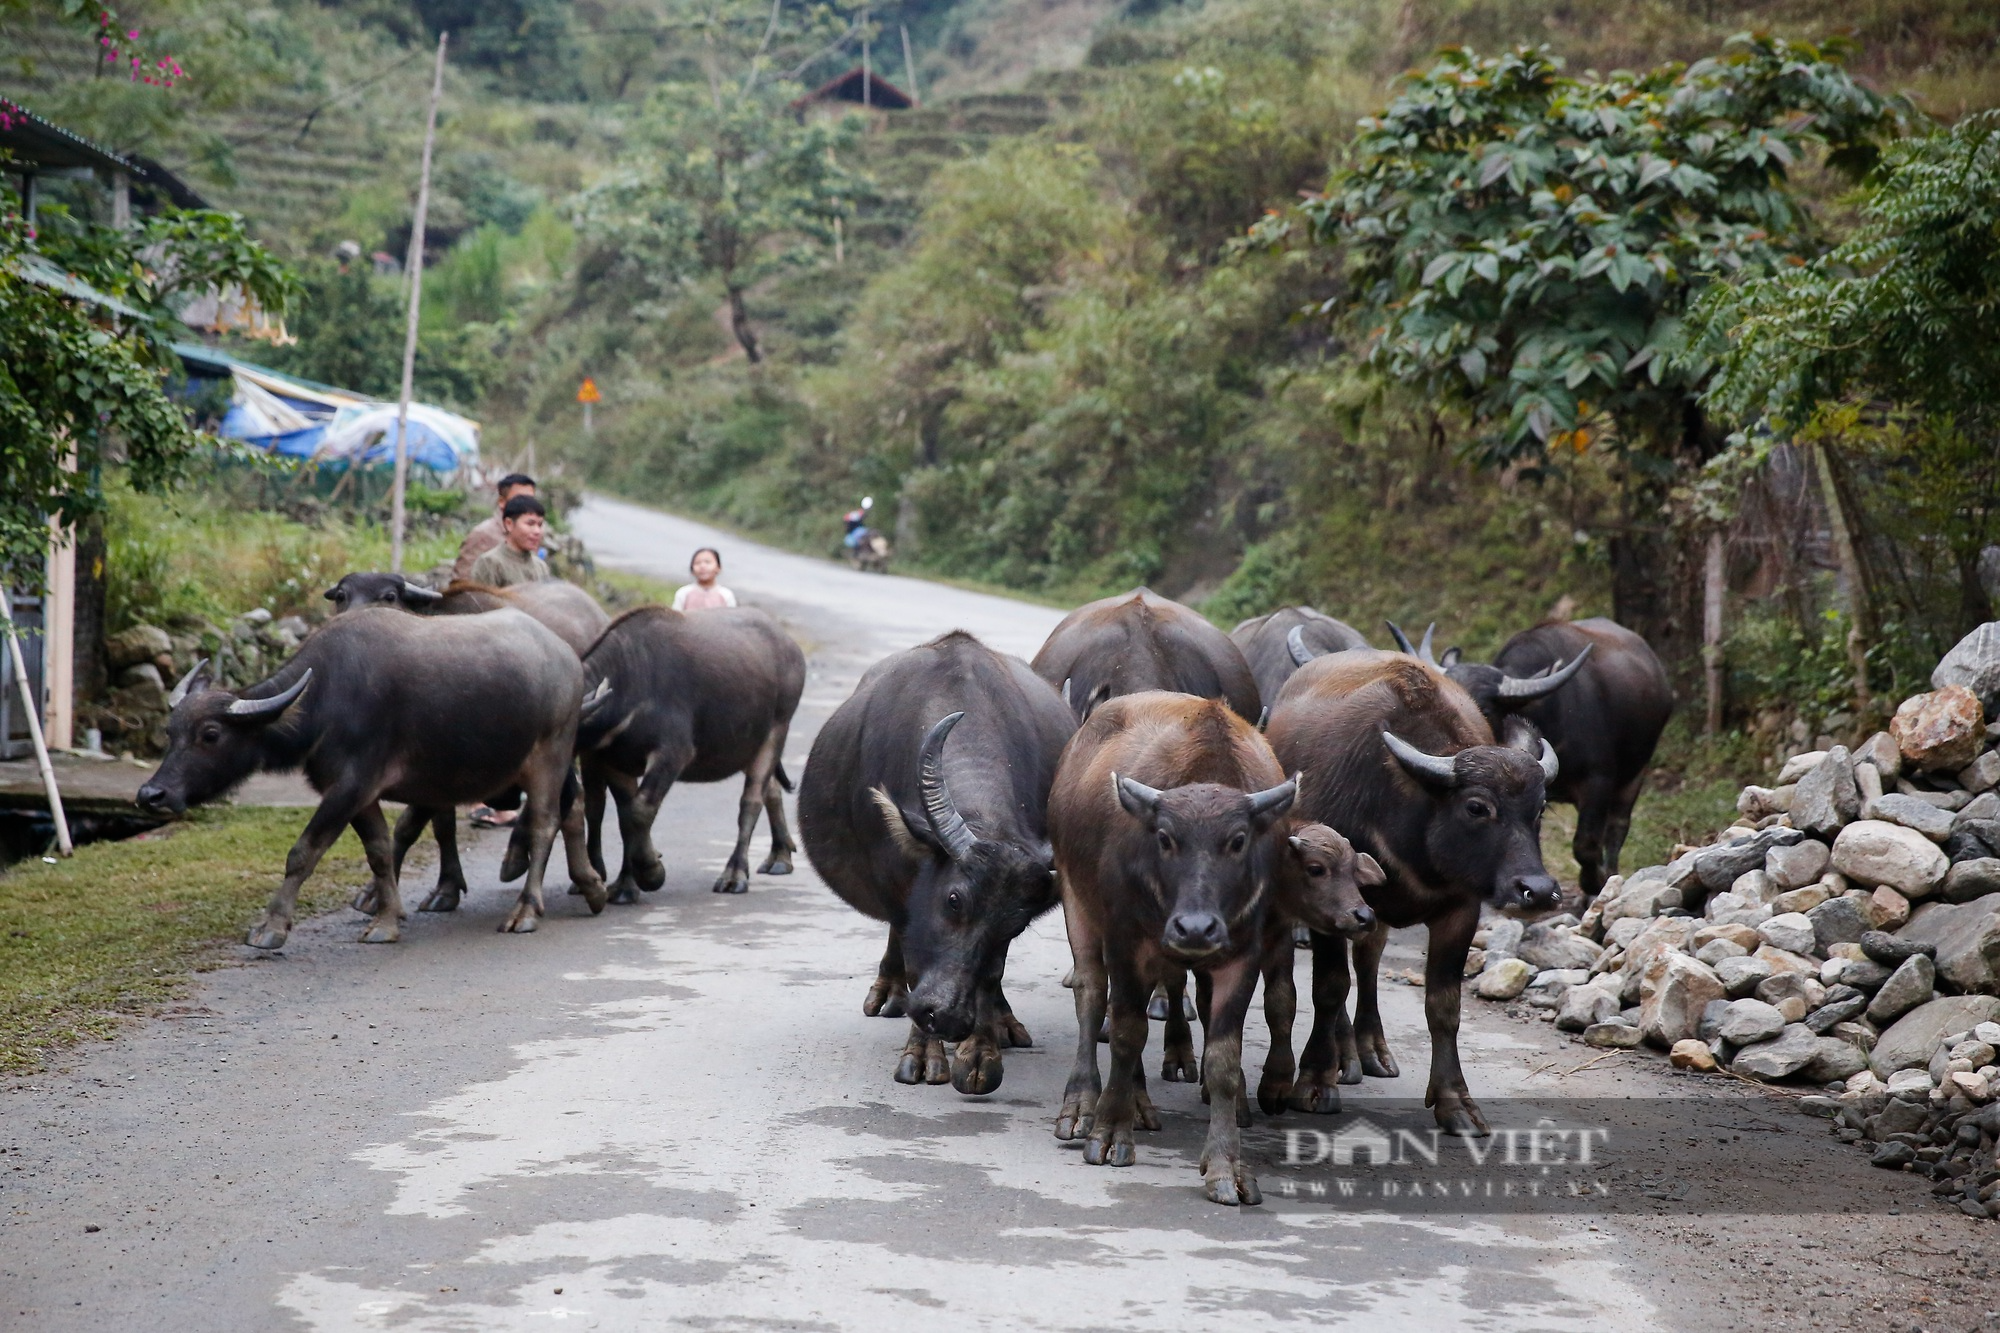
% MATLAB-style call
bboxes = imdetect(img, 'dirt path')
[1,495,1988,1331]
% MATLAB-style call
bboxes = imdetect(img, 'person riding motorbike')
[840,497,891,572]
[842,497,876,551]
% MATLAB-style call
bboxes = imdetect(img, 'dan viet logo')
[1273,1115,1615,1206]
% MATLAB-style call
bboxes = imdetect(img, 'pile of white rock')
[1462,621,2000,1214]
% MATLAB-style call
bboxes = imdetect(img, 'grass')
[0,808,378,1075]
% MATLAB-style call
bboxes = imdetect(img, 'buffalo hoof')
[500,905,540,934]
[350,886,379,915]
[498,844,528,884]
[894,1053,923,1085]
[578,874,608,915]
[636,858,667,893]
[757,853,793,875]
[1286,1078,1343,1115]
[1203,1165,1262,1207]
[359,916,401,944]
[608,878,642,907]
[1339,1058,1366,1086]
[1147,986,1173,1021]
[1161,1039,1197,1083]
[1433,1095,1489,1138]
[710,870,750,894]
[862,978,907,1017]
[245,920,291,951]
[995,1012,1032,1049]
[418,882,464,913]
[951,1041,1004,1095]
[1083,1128,1136,1168]
[1135,1089,1162,1132]
[1054,1098,1095,1140]
[924,1038,951,1085]
[1257,1075,1294,1117]
[1060,966,1074,988]
[1361,1049,1399,1079]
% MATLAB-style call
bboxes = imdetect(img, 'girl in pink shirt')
[672,547,738,611]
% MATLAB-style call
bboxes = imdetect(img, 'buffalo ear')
[1441,646,1462,669]
[322,585,341,601]
[1353,851,1386,888]
[1500,714,1543,754]
[869,786,939,860]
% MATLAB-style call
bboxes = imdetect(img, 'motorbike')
[840,496,892,573]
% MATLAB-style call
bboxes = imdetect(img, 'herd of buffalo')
[133,573,1672,1206]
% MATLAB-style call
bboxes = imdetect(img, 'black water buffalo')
[1230,607,1370,706]
[322,571,613,912]
[325,572,611,655]
[1048,691,1302,1205]
[573,605,806,900]
[1032,588,1260,724]
[135,607,605,947]
[1396,616,1670,896]
[1490,618,1673,896]
[798,631,1075,1093]
[1266,650,1560,1135]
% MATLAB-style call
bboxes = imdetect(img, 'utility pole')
[901,25,919,105]
[862,8,871,109]
[1,591,69,856]
[389,32,448,575]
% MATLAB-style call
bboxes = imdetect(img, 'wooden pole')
[0,590,70,856]
[862,10,871,109]
[901,24,919,105]
[390,32,448,575]
[1702,528,1725,736]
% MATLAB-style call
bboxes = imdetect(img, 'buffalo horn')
[166,657,210,709]
[401,580,443,605]
[1384,620,1415,655]
[1537,738,1560,784]
[580,679,613,713]
[1061,677,1073,710]
[227,668,313,719]
[917,711,976,860]
[1113,772,1164,815]
[1247,774,1299,819]
[1256,705,1270,732]
[1496,643,1593,701]
[1382,730,1458,787]
[1286,625,1318,667]
[1416,623,1436,667]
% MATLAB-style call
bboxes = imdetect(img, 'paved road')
[2,496,1987,1330]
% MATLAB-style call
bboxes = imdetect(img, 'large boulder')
[1898,897,2000,994]
[1730,1024,1822,1081]
[1517,923,1605,972]
[1961,750,2000,796]
[105,623,173,671]
[1943,859,2000,904]
[1716,955,1774,997]
[1932,622,2000,714]
[1596,868,1683,927]
[1692,828,1805,897]
[1716,998,1787,1046]
[1640,952,1727,1047]
[1868,793,1956,842]
[1756,912,1818,956]
[1855,731,1903,782]
[1807,895,1875,953]
[1871,995,2000,1076]
[1555,983,1622,1033]
[1865,953,1936,1025]
[1792,746,1860,838]
[1830,820,1950,899]
[1802,1037,1871,1083]
[1474,957,1535,1000]
[1766,840,1832,893]
[1891,685,1986,773]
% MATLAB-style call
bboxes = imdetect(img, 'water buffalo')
[1266,650,1560,1136]
[1032,588,1260,724]
[135,607,605,947]
[798,631,1075,1094]
[1490,618,1673,897]
[1048,691,1302,1205]
[1230,607,1370,706]
[573,605,806,900]
[325,572,611,655]
[322,571,612,912]
[1393,616,1669,896]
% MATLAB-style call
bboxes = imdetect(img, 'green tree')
[1692,110,2000,637]
[0,207,291,581]
[1289,36,1903,663]
[580,0,864,363]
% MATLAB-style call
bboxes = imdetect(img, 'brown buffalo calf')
[1048,691,1307,1206]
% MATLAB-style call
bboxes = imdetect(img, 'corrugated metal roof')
[8,252,146,318]
[0,97,136,174]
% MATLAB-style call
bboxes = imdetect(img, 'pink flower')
[127,28,139,39]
